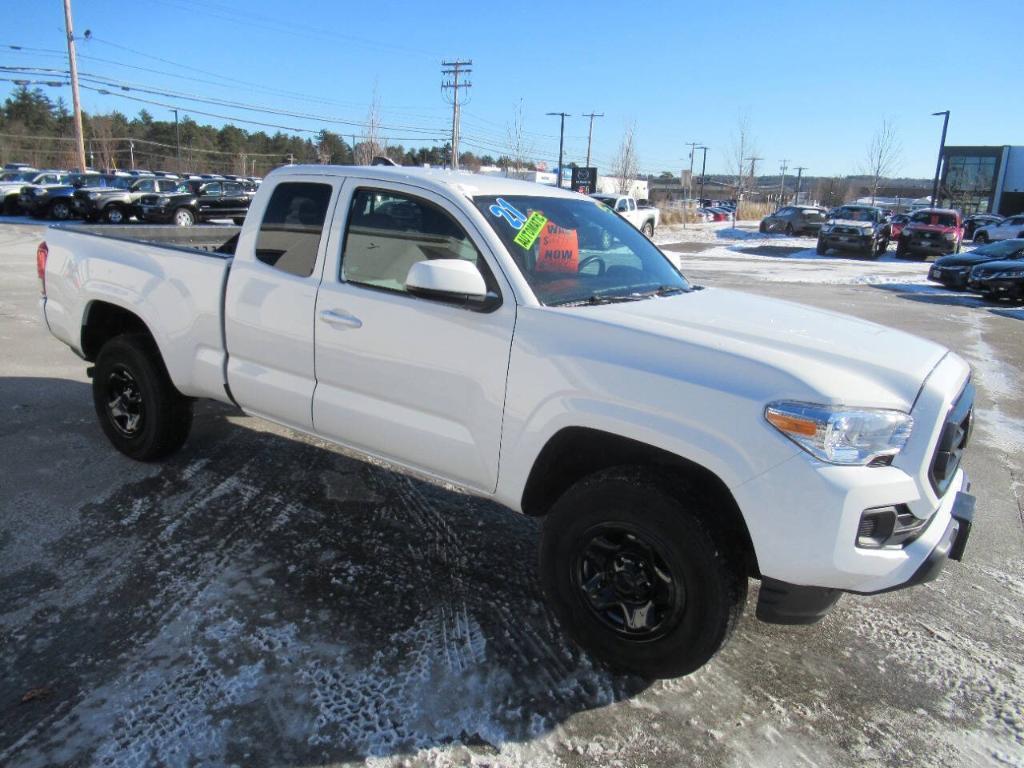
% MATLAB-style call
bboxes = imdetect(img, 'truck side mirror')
[405,259,499,311]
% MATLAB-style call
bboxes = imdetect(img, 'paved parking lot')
[1,220,1022,767]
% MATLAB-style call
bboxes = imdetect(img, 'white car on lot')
[590,193,659,236]
[973,213,1024,244]
[38,165,975,678]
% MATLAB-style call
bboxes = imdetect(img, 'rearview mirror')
[405,259,499,311]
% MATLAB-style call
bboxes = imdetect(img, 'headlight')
[765,401,913,465]
[944,232,956,241]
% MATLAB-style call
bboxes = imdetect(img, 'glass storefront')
[939,147,1004,214]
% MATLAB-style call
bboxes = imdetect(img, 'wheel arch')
[520,426,759,576]
[81,300,158,362]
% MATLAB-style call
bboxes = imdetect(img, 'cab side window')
[202,183,223,197]
[255,182,332,278]
[341,188,488,294]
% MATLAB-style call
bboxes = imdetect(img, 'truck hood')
[823,218,872,230]
[573,288,947,410]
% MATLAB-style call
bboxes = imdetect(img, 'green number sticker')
[513,211,548,249]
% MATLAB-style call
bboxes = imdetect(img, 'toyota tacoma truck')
[590,193,659,237]
[38,165,975,679]
[896,208,963,258]
[816,204,891,258]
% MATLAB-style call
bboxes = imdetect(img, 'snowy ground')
[1,220,1022,767]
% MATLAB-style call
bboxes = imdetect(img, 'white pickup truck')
[39,165,975,678]
[590,193,659,237]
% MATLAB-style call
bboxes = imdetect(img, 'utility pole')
[441,59,472,170]
[682,142,700,228]
[546,112,570,188]
[742,155,762,199]
[697,146,708,207]
[931,110,950,208]
[583,111,603,168]
[778,159,788,206]
[793,166,807,205]
[62,0,87,171]
[170,108,181,174]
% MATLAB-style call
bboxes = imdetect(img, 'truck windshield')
[474,194,690,306]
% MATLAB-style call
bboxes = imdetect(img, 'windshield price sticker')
[514,211,549,249]
[489,197,528,230]
[536,223,579,273]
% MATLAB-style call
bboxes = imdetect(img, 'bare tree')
[505,99,533,172]
[354,85,386,165]
[862,119,902,204]
[730,112,757,197]
[611,122,639,194]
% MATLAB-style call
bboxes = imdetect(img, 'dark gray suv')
[759,206,827,236]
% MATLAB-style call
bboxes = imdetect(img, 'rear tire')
[539,467,746,679]
[92,335,193,461]
[642,220,654,238]
[173,207,195,226]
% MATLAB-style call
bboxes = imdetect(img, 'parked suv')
[75,176,181,223]
[896,209,963,258]
[137,179,253,225]
[928,239,1024,290]
[973,214,1024,244]
[759,206,826,236]
[816,205,890,257]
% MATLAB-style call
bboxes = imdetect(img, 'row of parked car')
[760,203,1024,261]
[927,239,1024,303]
[0,164,260,226]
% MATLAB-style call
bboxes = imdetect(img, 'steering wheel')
[578,254,606,276]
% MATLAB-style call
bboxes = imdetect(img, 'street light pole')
[546,112,570,188]
[697,146,708,207]
[931,110,950,209]
[171,108,181,174]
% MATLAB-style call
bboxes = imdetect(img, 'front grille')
[929,380,974,496]
[832,226,865,236]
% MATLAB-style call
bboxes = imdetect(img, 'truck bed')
[42,223,237,404]
[57,223,240,256]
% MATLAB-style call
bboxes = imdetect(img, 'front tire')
[104,204,128,224]
[539,467,746,679]
[92,335,193,461]
[173,207,195,226]
[49,200,72,220]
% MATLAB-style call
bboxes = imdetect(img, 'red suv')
[896,208,963,259]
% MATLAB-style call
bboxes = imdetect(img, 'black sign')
[571,166,598,195]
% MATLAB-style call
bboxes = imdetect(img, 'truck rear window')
[255,182,332,277]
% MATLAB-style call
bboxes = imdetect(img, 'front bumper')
[969,277,1023,298]
[820,232,873,249]
[905,235,956,254]
[138,204,173,222]
[757,477,974,624]
[928,265,969,288]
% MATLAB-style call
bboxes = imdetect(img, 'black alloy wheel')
[105,365,145,437]
[574,524,683,640]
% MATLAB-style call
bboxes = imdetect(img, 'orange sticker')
[536,222,579,273]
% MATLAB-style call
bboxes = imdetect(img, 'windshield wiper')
[553,293,647,307]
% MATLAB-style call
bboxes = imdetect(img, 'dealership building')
[939,145,1024,215]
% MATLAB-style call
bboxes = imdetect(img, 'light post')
[931,110,950,208]
[171,108,181,174]
[697,146,708,208]
[546,112,570,188]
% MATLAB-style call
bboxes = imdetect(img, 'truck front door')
[312,182,516,493]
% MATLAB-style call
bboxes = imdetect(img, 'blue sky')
[3,0,1021,178]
